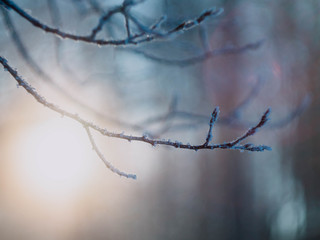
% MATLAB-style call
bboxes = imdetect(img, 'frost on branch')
[1,57,271,179]
[0,0,288,180]
[0,0,282,136]
[1,0,224,46]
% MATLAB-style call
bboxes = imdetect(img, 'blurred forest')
[0,0,320,239]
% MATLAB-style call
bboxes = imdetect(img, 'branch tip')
[204,107,219,146]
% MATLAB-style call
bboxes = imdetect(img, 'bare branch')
[0,56,270,152]
[2,7,288,137]
[0,8,155,133]
[1,0,223,46]
[85,125,137,179]
[224,108,271,148]
[0,56,272,178]
[204,107,219,146]
[168,8,224,34]
[89,4,124,40]
[124,15,131,38]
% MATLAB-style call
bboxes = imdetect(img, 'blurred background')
[0,0,319,239]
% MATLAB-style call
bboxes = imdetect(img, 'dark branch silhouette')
[0,56,271,179]
[2,3,305,137]
[1,0,223,46]
[1,0,308,180]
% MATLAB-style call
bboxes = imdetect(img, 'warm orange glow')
[13,117,96,204]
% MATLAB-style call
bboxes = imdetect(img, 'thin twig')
[125,15,131,38]
[224,108,270,148]
[204,107,219,146]
[89,4,125,40]
[85,125,137,179]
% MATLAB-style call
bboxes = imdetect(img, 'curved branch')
[1,0,223,46]
[0,56,271,147]
[85,126,137,179]
[0,56,272,178]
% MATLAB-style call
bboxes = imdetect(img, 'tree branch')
[204,107,219,147]
[0,56,271,178]
[85,125,137,179]
[1,0,223,46]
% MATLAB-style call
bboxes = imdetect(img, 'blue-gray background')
[0,0,319,239]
